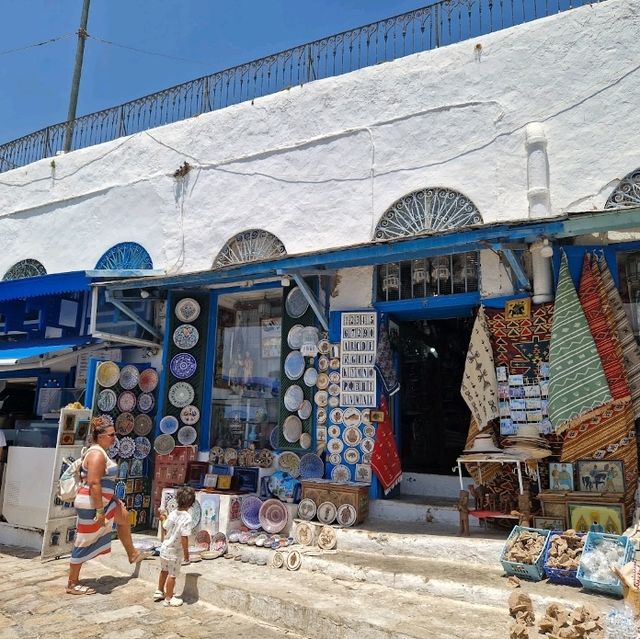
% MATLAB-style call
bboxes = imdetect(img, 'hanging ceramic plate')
[284,385,304,412]
[133,436,151,459]
[119,436,135,459]
[361,437,375,453]
[327,438,344,454]
[170,353,197,379]
[209,446,224,462]
[328,423,341,438]
[118,391,137,413]
[329,358,340,370]
[318,356,329,372]
[133,414,153,436]
[119,365,140,390]
[115,412,135,436]
[297,498,317,521]
[316,372,329,390]
[96,361,120,388]
[314,390,328,407]
[159,415,179,435]
[337,503,357,527]
[107,438,120,459]
[329,409,344,425]
[317,501,337,525]
[173,324,199,350]
[361,409,371,425]
[177,425,198,445]
[180,404,200,425]
[115,480,126,500]
[363,452,372,464]
[168,382,195,408]
[316,407,327,424]
[285,287,309,319]
[277,451,301,477]
[137,392,155,414]
[138,368,159,393]
[269,426,280,449]
[284,351,305,381]
[299,432,312,449]
[282,415,302,443]
[343,426,362,447]
[363,423,376,438]
[223,448,238,464]
[175,297,201,323]
[328,396,340,408]
[303,368,318,387]
[259,499,288,534]
[287,324,305,350]
[297,400,312,420]
[97,389,117,412]
[329,452,342,465]
[344,447,360,464]
[190,499,202,529]
[240,495,263,530]
[329,371,340,384]
[342,407,362,428]
[100,414,114,427]
[299,453,324,479]
[154,434,176,455]
[316,339,329,355]
[328,383,340,397]
[331,465,351,482]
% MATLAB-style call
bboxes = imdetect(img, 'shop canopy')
[0,336,95,366]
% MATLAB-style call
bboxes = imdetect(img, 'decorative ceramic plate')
[209,446,224,462]
[115,480,126,500]
[297,400,312,420]
[116,391,135,412]
[173,324,199,350]
[329,409,344,425]
[180,404,200,425]
[327,423,341,438]
[138,368,159,393]
[168,382,195,408]
[314,390,328,407]
[284,350,305,381]
[284,384,304,411]
[342,407,362,428]
[137,392,155,413]
[285,287,309,318]
[269,426,280,449]
[100,414,114,427]
[223,448,238,464]
[259,499,288,534]
[299,432,312,449]
[337,504,357,527]
[361,409,371,425]
[133,414,153,436]
[133,436,151,459]
[240,496,263,530]
[299,453,324,479]
[329,358,340,370]
[343,426,362,447]
[170,353,197,379]
[327,438,344,454]
[303,368,318,387]
[328,396,340,408]
[287,324,305,350]
[97,389,117,412]
[177,425,197,445]
[317,356,329,372]
[329,371,340,384]
[115,412,135,435]
[363,424,376,438]
[119,365,140,390]
[119,436,135,459]
[316,372,329,390]
[154,434,176,455]
[97,361,120,388]
[159,415,179,435]
[195,530,211,550]
[317,525,338,550]
[297,498,317,521]
[344,447,360,464]
[317,339,330,355]
[331,464,351,482]
[317,501,337,525]
[283,415,302,443]
[277,451,301,477]
[328,383,341,397]
[361,437,375,453]
[256,449,273,468]
[175,297,201,323]
[107,438,120,459]
[212,532,227,553]
[190,499,202,529]
[329,452,342,465]
[316,407,327,424]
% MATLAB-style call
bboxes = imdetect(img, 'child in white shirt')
[154,486,195,607]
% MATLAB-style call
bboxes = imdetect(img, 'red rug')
[371,395,402,494]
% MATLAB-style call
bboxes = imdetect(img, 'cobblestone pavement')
[0,546,304,639]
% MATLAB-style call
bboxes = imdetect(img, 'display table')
[455,454,541,495]
[300,479,369,525]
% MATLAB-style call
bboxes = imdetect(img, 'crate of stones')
[543,530,586,587]
[500,525,552,581]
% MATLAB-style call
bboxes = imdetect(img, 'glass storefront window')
[210,289,282,449]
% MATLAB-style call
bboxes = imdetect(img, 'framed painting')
[533,516,565,531]
[505,298,531,321]
[548,462,574,492]
[568,502,625,535]
[576,459,624,493]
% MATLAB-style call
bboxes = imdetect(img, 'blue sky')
[0,1,433,143]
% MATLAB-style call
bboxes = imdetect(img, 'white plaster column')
[525,123,551,219]
[530,241,554,304]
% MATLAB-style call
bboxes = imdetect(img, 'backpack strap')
[81,445,109,468]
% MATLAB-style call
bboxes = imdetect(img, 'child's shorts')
[160,557,182,577]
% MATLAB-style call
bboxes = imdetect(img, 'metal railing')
[0,0,602,173]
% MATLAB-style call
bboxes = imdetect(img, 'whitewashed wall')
[0,0,638,283]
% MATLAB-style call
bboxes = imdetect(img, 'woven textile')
[578,253,630,403]
[375,322,400,396]
[598,254,640,418]
[461,307,498,430]
[371,395,402,494]
[548,254,611,432]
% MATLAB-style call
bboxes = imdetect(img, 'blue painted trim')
[481,293,530,309]
[154,290,173,439]
[0,367,50,379]
[198,291,219,452]
[374,291,480,319]
[85,358,100,408]
[0,271,93,303]
[0,336,93,361]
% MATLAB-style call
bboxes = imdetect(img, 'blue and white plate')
[285,287,309,319]
[284,350,305,380]
[269,426,280,449]
[106,437,120,459]
[170,353,197,379]
[299,453,324,479]
[159,415,179,435]
[137,392,155,413]
[133,436,151,459]
[168,382,195,408]
[119,365,140,390]
[97,389,117,412]
[177,425,197,446]
[175,298,201,323]
[134,493,143,508]
[119,436,135,459]
[240,496,263,530]
[173,324,199,350]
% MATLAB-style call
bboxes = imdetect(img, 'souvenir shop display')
[300,478,369,526]
[543,530,585,587]
[500,526,552,581]
[576,532,634,597]
[340,312,377,407]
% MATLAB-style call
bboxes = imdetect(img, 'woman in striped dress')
[67,417,146,595]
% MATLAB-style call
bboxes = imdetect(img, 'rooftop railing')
[0,0,602,173]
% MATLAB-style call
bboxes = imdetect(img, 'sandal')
[66,583,96,595]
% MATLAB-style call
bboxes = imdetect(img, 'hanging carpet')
[375,321,400,396]
[371,395,402,494]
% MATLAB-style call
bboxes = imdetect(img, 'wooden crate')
[301,480,369,525]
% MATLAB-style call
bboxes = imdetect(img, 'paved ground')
[0,545,304,639]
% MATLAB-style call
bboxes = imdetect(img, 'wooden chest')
[301,480,369,525]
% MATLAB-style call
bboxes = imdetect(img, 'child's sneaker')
[153,590,164,602]
[163,596,183,607]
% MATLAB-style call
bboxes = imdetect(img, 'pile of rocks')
[546,530,585,570]
[504,529,546,564]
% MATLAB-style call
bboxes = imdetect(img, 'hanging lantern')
[382,263,400,293]
[412,259,427,285]
[431,257,450,282]
[300,326,320,357]
[257,295,271,319]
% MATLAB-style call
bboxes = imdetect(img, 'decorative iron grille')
[606,168,640,209]
[2,259,47,281]
[213,230,287,268]
[95,242,153,270]
[0,0,602,173]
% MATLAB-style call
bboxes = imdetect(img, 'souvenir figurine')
[457,490,470,537]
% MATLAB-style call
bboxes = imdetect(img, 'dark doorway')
[398,317,473,474]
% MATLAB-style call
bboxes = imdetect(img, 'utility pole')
[63,0,91,153]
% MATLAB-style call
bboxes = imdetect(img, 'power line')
[0,32,75,57]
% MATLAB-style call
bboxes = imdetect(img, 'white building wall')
[0,0,638,283]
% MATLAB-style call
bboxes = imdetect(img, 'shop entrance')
[397,317,473,475]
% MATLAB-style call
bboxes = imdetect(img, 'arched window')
[373,187,483,241]
[95,242,153,270]
[213,230,286,268]
[606,167,640,209]
[2,259,47,281]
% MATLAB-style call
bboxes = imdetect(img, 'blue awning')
[0,337,93,365]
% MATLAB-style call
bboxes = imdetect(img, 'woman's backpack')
[56,446,108,502]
